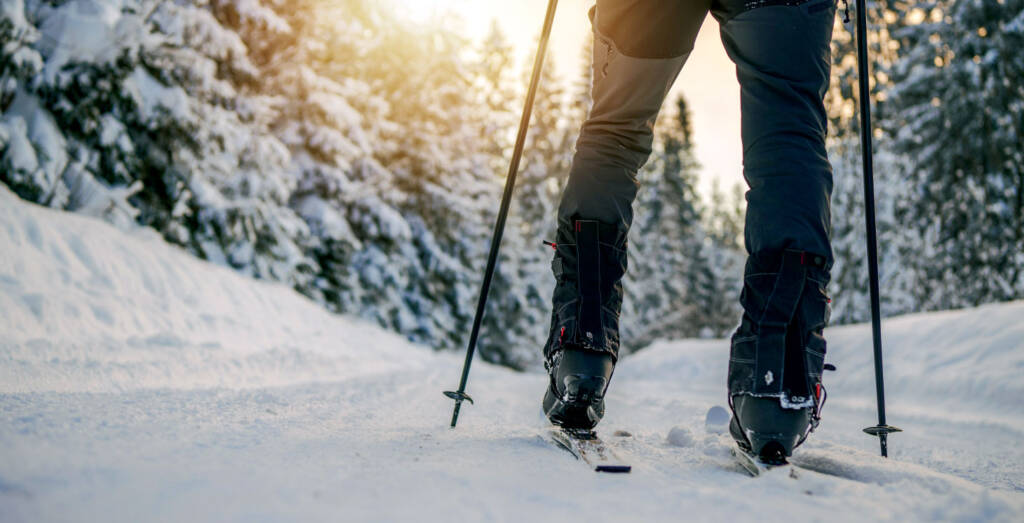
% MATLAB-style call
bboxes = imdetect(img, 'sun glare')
[392,0,474,24]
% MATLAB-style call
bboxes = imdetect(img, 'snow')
[293,194,360,245]
[1,187,1023,521]
[1,0,29,28]
[62,164,140,229]
[3,90,68,187]
[125,67,191,123]
[221,0,291,35]
[0,115,36,172]
[36,0,125,82]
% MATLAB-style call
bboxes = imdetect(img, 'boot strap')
[752,250,816,396]
[574,220,605,350]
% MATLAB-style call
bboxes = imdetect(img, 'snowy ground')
[2,185,1023,522]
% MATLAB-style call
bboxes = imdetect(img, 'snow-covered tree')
[695,180,745,337]
[827,0,1024,321]
[0,0,787,369]
[0,0,44,200]
[826,1,921,323]
[624,96,706,348]
[703,179,744,252]
[884,0,1024,308]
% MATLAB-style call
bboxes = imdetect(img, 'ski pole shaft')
[445,0,559,428]
[854,0,900,457]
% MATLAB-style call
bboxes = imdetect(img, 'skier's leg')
[544,0,710,429]
[555,1,708,240]
[711,0,837,459]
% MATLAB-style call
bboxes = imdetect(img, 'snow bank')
[827,303,1024,431]
[0,185,430,393]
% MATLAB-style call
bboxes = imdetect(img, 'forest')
[2,0,1021,368]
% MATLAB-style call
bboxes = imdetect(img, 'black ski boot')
[727,249,832,462]
[729,395,816,464]
[543,347,614,429]
[541,218,627,430]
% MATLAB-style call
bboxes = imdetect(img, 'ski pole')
[444,0,559,428]
[853,0,901,457]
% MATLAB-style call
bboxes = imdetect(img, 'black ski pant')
[547,0,836,401]
[561,0,835,261]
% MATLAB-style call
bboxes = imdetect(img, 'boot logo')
[764,371,774,386]
[586,331,594,340]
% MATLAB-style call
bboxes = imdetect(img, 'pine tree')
[567,31,595,145]
[0,0,772,368]
[0,0,45,201]
[703,179,744,251]
[884,0,1024,308]
[474,21,518,172]
[826,1,921,323]
[475,33,569,368]
[0,0,500,360]
[624,96,705,348]
[516,45,571,240]
[0,0,318,286]
[697,180,745,336]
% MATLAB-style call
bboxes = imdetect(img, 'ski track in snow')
[1,185,1023,522]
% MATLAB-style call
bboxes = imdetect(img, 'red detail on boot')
[559,326,565,340]
[543,240,557,250]
[815,383,822,401]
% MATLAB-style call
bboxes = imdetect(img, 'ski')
[705,406,798,478]
[549,428,631,473]
[731,445,798,478]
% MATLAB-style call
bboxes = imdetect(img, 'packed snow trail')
[1,186,1022,522]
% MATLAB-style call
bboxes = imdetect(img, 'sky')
[399,0,745,199]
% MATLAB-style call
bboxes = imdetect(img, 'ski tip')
[595,464,631,473]
[705,405,730,424]
[705,405,730,434]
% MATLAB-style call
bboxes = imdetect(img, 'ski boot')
[729,395,817,464]
[541,218,627,430]
[543,347,615,429]
[727,249,832,463]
